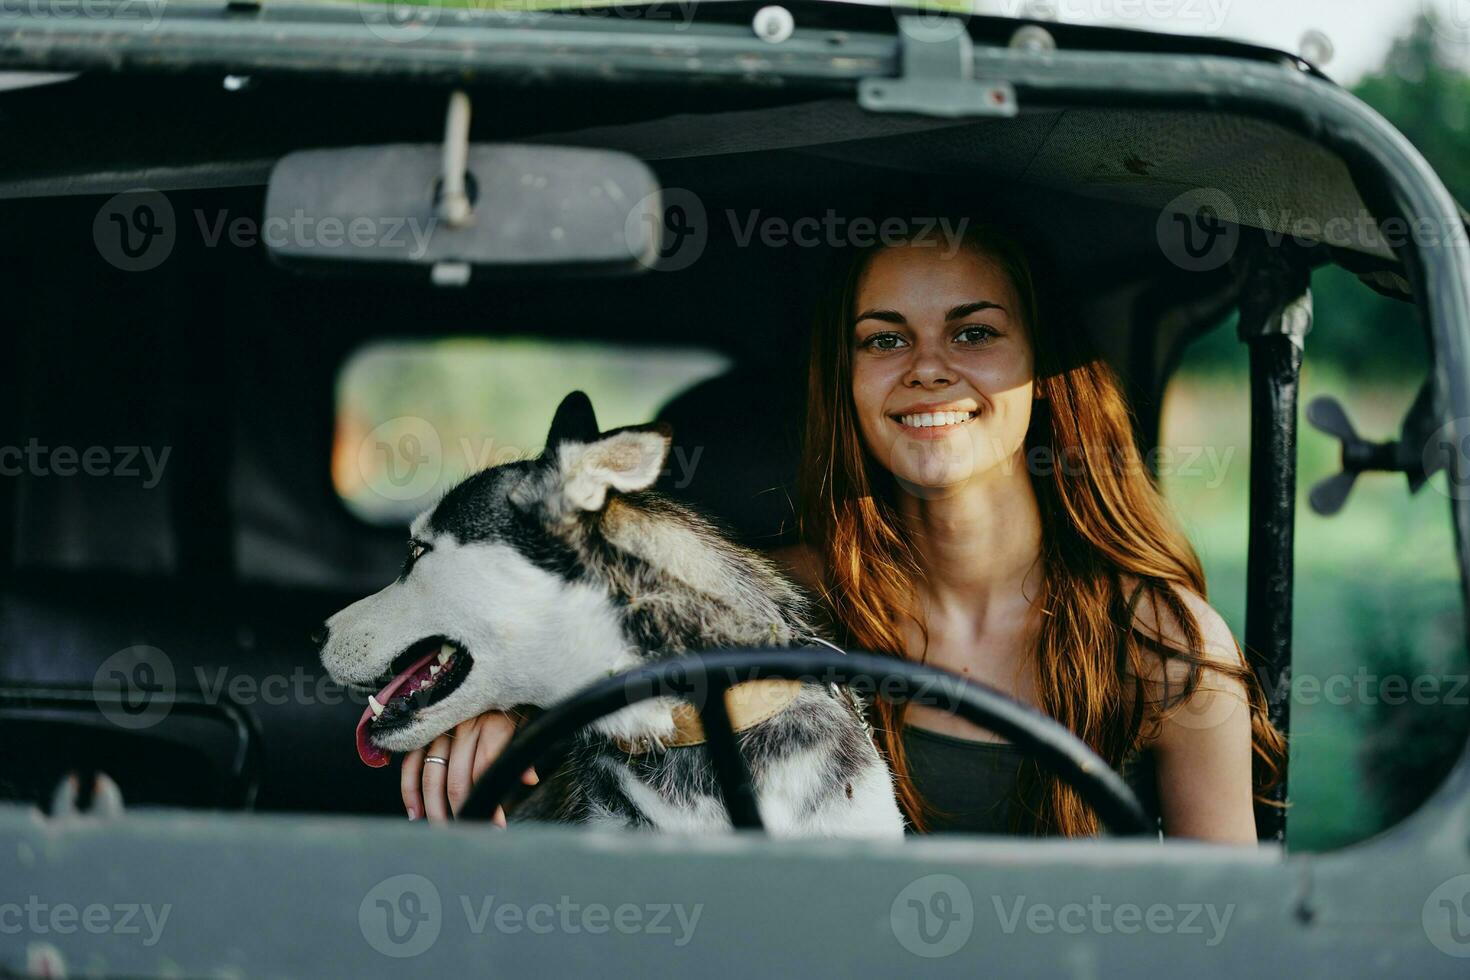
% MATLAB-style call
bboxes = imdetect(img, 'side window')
[1159,266,1468,851]
[334,338,731,525]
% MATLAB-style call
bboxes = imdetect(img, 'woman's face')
[850,241,1037,494]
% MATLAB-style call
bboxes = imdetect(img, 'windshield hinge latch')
[859,17,1017,119]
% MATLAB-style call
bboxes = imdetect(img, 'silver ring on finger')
[425,756,449,766]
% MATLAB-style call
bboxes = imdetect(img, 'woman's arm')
[1137,586,1260,844]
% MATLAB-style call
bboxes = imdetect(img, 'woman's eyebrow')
[946,300,1006,320]
[853,301,1008,328]
[853,308,906,327]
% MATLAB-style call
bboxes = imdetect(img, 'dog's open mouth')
[354,637,474,768]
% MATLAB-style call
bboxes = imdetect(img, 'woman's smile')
[888,404,981,439]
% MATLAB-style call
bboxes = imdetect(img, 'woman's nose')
[903,346,954,387]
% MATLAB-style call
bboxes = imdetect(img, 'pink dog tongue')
[354,647,442,768]
[356,718,391,768]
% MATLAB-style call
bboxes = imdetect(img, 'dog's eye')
[407,541,429,563]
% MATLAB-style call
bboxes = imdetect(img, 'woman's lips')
[889,410,979,440]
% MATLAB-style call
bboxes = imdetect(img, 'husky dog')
[319,391,903,837]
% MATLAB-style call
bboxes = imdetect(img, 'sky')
[974,0,1456,85]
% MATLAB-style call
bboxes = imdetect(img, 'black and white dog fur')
[319,392,903,837]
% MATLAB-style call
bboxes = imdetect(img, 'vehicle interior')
[0,31,1450,818]
[1,3,1469,974]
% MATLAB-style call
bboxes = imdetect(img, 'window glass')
[1160,296,1467,851]
[334,337,731,525]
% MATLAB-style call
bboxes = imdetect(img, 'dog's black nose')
[310,623,330,648]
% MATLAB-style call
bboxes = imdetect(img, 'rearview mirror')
[263,143,662,283]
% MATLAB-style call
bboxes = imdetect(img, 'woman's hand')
[401,711,539,827]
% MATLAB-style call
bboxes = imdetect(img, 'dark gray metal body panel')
[0,797,1466,977]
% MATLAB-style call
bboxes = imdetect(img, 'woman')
[402,223,1283,841]
[786,224,1281,839]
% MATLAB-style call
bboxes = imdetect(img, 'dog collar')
[612,679,804,755]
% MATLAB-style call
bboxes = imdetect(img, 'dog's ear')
[546,391,601,450]
[557,424,672,513]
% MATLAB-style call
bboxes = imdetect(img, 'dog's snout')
[311,623,330,649]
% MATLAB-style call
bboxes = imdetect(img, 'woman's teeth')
[898,410,976,428]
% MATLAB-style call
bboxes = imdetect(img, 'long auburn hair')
[797,223,1285,835]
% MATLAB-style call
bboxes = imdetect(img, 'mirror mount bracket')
[437,90,475,229]
[858,17,1017,120]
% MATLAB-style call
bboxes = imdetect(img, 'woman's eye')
[860,332,907,351]
[955,325,998,345]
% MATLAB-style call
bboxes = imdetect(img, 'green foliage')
[1307,13,1469,379]
[1355,618,1470,830]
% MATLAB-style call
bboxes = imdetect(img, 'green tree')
[1306,12,1470,380]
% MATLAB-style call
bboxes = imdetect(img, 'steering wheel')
[460,648,1152,836]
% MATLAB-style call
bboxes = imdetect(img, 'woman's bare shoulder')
[1120,574,1238,663]
[767,542,829,594]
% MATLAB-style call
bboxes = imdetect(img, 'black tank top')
[900,724,1162,835]
[897,579,1165,835]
